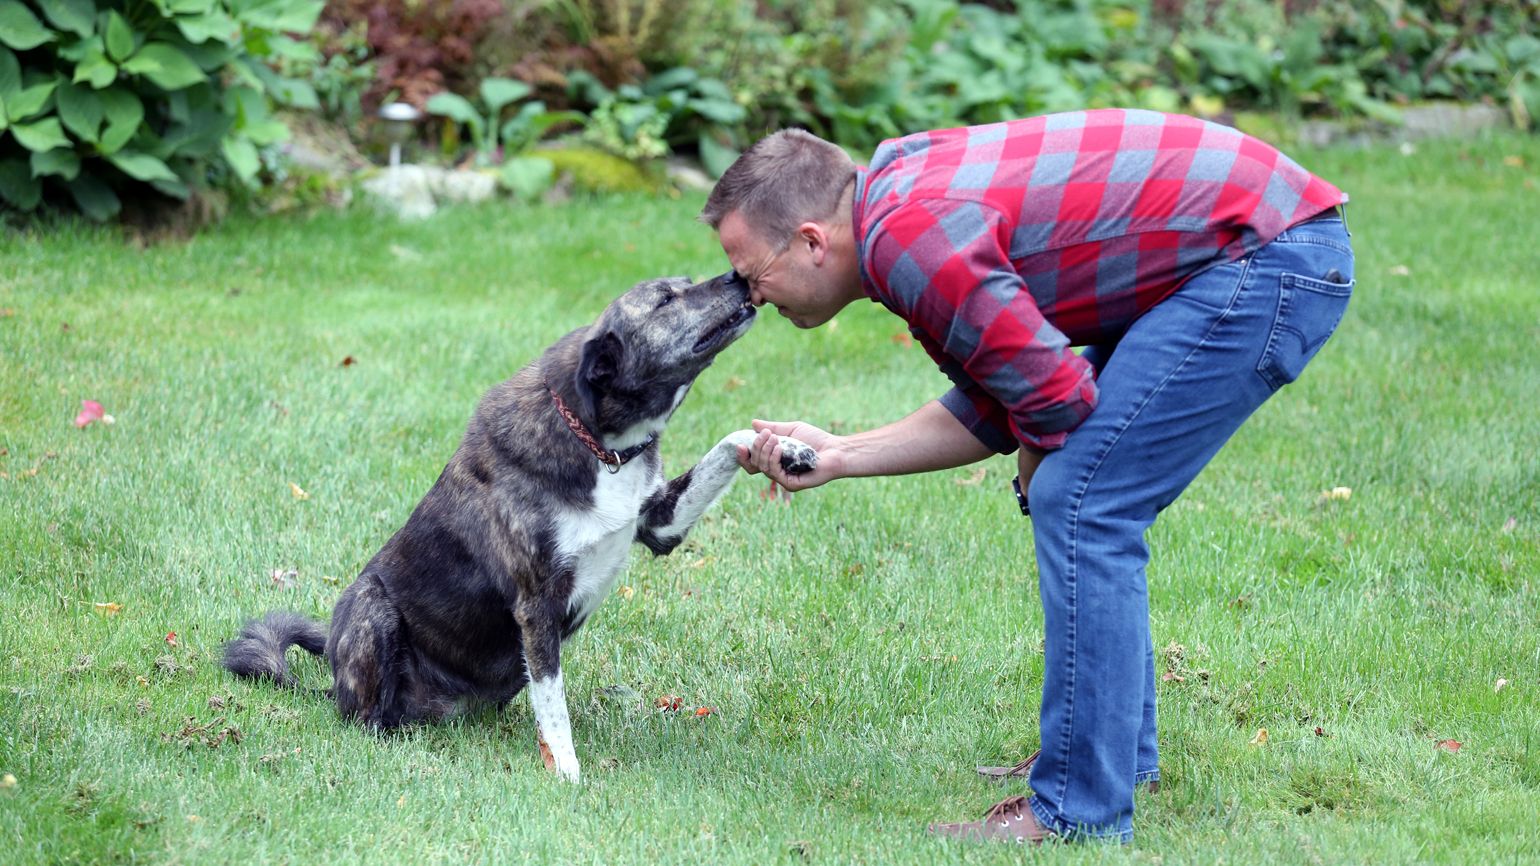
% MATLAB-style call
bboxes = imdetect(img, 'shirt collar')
[851,166,881,303]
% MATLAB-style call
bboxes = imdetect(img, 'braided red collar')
[548,387,655,473]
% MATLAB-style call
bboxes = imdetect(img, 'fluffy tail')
[223,611,327,687]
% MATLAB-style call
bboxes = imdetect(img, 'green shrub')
[0,0,323,221]
[529,145,660,195]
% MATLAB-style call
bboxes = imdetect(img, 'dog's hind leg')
[515,597,580,782]
[636,430,817,555]
[328,574,417,728]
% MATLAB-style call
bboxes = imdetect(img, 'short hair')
[700,128,856,250]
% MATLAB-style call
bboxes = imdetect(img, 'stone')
[360,165,438,220]
[431,168,498,204]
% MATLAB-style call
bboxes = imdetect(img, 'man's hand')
[735,420,843,500]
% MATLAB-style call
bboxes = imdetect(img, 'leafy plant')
[318,0,504,111]
[0,0,324,221]
[568,66,746,174]
[424,76,582,199]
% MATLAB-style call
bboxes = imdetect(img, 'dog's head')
[573,271,754,436]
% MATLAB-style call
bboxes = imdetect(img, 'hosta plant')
[0,0,323,221]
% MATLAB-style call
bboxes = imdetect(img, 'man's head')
[702,129,863,329]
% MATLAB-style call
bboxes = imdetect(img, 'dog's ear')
[574,329,623,418]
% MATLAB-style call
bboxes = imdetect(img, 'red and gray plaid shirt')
[854,109,1347,452]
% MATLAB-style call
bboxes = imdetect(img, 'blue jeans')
[1024,215,1355,841]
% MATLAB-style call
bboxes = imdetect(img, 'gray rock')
[360,165,438,220]
[431,168,498,204]
[666,158,715,192]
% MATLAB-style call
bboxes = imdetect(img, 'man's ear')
[574,329,623,418]
[797,220,830,266]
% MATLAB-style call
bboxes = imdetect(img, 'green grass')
[2,132,1538,865]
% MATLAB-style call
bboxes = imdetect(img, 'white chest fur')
[552,460,658,624]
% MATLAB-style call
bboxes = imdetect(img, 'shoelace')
[983,795,1031,827]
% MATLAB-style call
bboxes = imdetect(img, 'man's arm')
[737,399,994,493]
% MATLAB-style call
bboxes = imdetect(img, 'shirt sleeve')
[864,198,1098,452]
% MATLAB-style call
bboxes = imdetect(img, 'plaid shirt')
[853,109,1347,452]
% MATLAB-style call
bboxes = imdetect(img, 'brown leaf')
[1503,155,1525,168]
[1249,728,1269,746]
[165,631,178,648]
[92,602,123,616]
[955,467,987,486]
[693,706,717,717]
[1435,739,1462,753]
[723,376,746,392]
[340,356,356,367]
[655,694,683,711]
[891,332,914,347]
[0,308,14,318]
[289,482,310,501]
[538,734,555,770]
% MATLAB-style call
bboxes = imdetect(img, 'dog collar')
[548,387,655,473]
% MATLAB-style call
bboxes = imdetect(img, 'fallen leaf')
[1249,728,1269,746]
[1435,739,1462,753]
[1161,671,1185,683]
[723,376,746,392]
[74,400,105,428]
[1314,726,1327,737]
[340,355,356,367]
[1495,678,1509,692]
[269,568,298,589]
[136,676,150,688]
[1503,155,1525,168]
[1320,486,1352,502]
[186,815,201,823]
[955,467,987,486]
[0,308,14,317]
[322,575,341,585]
[93,601,123,616]
[618,585,634,599]
[655,694,683,712]
[891,332,914,347]
[1389,265,1411,277]
[289,482,310,501]
[0,773,16,789]
[165,631,178,648]
[694,706,717,717]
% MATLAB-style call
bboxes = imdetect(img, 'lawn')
[2,131,1538,865]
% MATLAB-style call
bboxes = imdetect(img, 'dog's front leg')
[636,430,817,555]
[515,599,580,782]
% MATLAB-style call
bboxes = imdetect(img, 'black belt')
[1299,204,1345,225]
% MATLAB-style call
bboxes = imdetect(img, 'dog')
[223,271,814,782]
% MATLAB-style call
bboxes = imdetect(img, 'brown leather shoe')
[975,750,1161,794]
[928,795,1055,844]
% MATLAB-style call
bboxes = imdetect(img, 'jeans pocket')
[1256,272,1353,391]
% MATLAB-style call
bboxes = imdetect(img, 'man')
[704,109,1353,843]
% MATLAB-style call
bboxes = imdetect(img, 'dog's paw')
[539,734,582,783]
[777,437,818,475]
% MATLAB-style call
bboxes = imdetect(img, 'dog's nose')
[719,269,750,298]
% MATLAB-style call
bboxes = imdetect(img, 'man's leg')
[1025,218,1354,840]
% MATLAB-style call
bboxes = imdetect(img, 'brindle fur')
[224,273,810,741]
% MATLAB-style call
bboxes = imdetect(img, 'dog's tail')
[223,611,327,687]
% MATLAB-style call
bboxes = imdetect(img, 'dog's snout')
[719,269,750,300]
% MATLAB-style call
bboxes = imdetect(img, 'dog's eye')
[655,293,675,309]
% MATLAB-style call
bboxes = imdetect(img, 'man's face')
[718,210,841,329]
